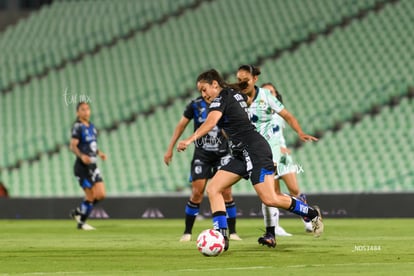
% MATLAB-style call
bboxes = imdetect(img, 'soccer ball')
[196,229,226,257]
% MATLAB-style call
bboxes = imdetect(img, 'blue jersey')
[183,96,228,153]
[71,120,98,163]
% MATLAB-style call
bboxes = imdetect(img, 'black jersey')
[184,96,228,153]
[209,88,275,184]
[71,120,98,163]
[208,88,256,144]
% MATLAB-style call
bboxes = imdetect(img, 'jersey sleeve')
[209,94,225,113]
[183,100,194,120]
[71,122,82,139]
[266,90,285,113]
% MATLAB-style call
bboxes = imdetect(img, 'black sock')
[225,200,237,234]
[184,201,200,234]
[266,226,275,236]
[184,215,197,234]
[227,217,236,234]
[307,207,318,220]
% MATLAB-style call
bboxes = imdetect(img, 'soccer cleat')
[70,209,81,224]
[216,228,229,251]
[258,233,276,248]
[179,233,192,242]
[229,233,242,241]
[224,235,229,251]
[311,206,324,237]
[78,223,96,231]
[275,226,292,237]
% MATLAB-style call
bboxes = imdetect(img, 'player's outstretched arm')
[164,116,190,165]
[177,111,222,152]
[278,109,318,142]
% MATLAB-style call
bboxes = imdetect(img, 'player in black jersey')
[177,69,324,250]
[69,102,107,230]
[164,95,241,242]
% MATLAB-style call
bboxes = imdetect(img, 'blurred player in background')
[177,69,323,251]
[164,93,241,242]
[236,65,315,247]
[69,102,107,230]
[262,82,313,234]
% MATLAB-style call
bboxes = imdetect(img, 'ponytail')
[261,82,283,104]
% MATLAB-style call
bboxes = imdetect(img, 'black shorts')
[221,134,275,185]
[74,160,103,189]
[190,149,231,181]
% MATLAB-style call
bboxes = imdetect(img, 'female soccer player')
[69,102,107,230]
[262,82,314,234]
[177,69,323,251]
[237,64,314,246]
[164,94,241,242]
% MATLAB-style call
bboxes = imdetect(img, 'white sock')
[262,203,279,229]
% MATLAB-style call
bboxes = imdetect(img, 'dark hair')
[75,101,90,123]
[238,65,261,76]
[76,101,89,111]
[261,82,283,103]
[196,69,248,91]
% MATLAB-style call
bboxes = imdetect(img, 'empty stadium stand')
[1,0,412,197]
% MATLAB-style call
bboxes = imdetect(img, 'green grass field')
[1,218,413,275]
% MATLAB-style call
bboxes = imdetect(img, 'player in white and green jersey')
[246,85,284,164]
[237,65,318,247]
[263,82,313,233]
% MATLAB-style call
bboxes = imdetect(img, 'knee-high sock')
[212,211,228,238]
[262,203,279,236]
[79,200,94,223]
[288,197,318,219]
[225,201,237,234]
[184,201,200,234]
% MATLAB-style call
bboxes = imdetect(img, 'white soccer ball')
[196,229,226,257]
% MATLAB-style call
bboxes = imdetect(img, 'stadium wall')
[0,193,413,219]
